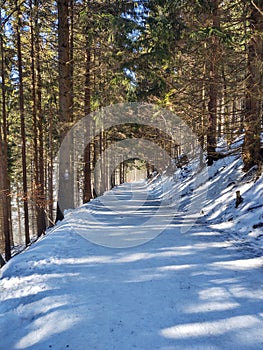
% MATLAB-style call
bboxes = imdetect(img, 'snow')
[1,147,263,349]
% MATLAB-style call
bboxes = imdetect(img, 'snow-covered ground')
[1,148,263,350]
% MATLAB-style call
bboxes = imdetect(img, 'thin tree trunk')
[0,131,11,260]
[30,0,38,208]
[30,0,46,237]
[231,99,237,142]
[48,102,54,225]
[221,64,230,144]
[83,43,92,203]
[199,61,206,167]
[35,1,46,235]
[0,21,11,260]
[69,0,74,117]
[16,4,30,245]
[207,0,220,166]
[16,184,23,244]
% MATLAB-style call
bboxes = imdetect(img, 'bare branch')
[251,0,263,16]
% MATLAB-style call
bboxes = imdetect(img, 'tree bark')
[16,3,30,245]
[0,130,11,261]
[35,0,46,236]
[0,18,12,261]
[56,0,74,220]
[207,0,220,166]
[83,42,92,203]
[48,102,54,225]
[30,0,46,237]
[0,253,5,267]
[242,1,263,171]
[57,0,72,130]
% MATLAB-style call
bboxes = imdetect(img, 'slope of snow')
[197,155,263,255]
[1,150,263,350]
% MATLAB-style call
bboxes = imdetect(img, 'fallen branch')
[248,204,263,211]
[253,222,263,229]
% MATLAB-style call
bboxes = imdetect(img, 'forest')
[0,0,263,263]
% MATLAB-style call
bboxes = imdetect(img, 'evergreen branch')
[0,0,27,29]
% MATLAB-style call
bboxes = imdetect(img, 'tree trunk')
[0,253,5,267]
[57,0,72,130]
[30,0,39,227]
[30,0,46,237]
[56,0,74,220]
[0,20,12,261]
[83,42,92,203]
[48,102,54,225]
[0,132,11,261]
[16,4,30,245]
[242,1,263,171]
[207,0,220,166]
[16,184,23,244]
[69,0,74,117]
[35,1,46,236]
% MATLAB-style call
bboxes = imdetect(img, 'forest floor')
[1,141,263,350]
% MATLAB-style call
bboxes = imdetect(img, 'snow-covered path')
[1,181,263,350]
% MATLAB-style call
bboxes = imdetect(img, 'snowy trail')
[1,181,263,350]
